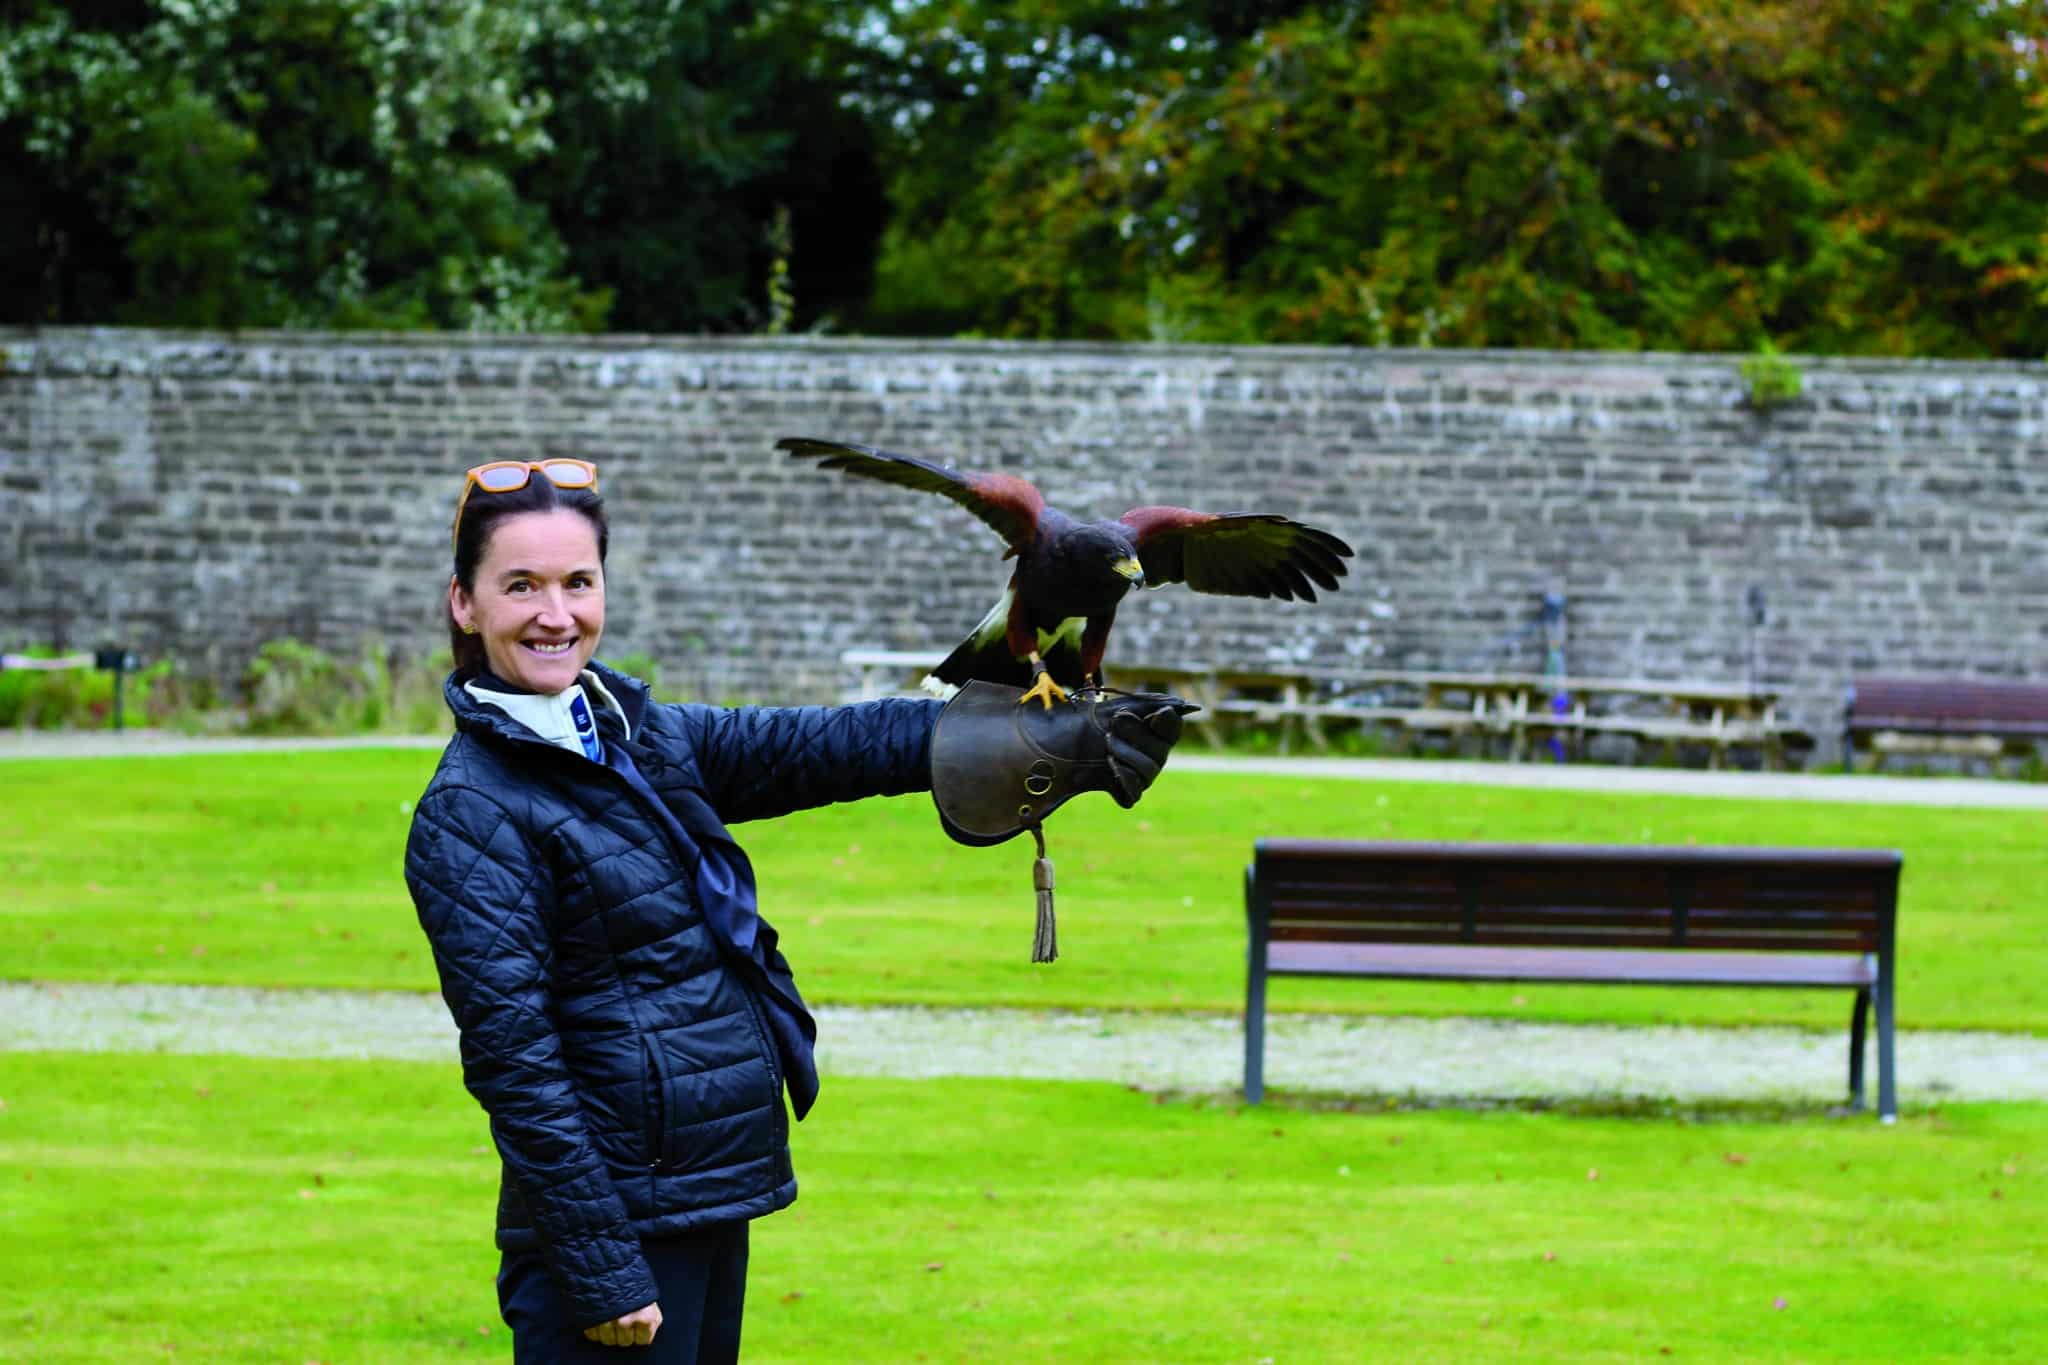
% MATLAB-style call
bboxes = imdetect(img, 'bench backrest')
[1250,840,1899,954]
[1848,676,2048,734]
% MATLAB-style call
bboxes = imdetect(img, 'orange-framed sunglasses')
[451,459,599,551]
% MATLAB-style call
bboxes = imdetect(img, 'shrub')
[239,638,452,736]
[0,650,168,730]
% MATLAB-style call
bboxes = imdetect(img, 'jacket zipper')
[481,727,682,1170]
[475,718,789,1170]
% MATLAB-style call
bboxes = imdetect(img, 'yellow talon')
[1019,672,1070,710]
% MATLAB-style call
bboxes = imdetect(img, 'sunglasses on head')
[452,459,599,551]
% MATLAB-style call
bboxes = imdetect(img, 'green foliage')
[0,0,590,330]
[1741,340,1805,410]
[515,0,884,334]
[6,0,2044,350]
[238,638,449,736]
[851,0,2048,357]
[0,651,167,729]
[764,203,796,335]
[603,649,692,703]
[1,0,877,334]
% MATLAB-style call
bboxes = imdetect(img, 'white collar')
[466,668,631,758]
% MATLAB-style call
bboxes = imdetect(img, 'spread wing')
[1119,505,1354,602]
[777,437,1045,551]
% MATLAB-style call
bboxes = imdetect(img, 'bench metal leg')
[1244,865,1269,1104]
[1244,961,1267,1104]
[1876,963,1897,1123]
[1847,987,1869,1110]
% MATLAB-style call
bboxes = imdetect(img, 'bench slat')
[1269,924,1876,953]
[1266,901,1881,931]
[1265,941,1878,987]
[1258,840,1900,870]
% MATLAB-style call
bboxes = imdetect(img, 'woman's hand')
[584,1302,662,1347]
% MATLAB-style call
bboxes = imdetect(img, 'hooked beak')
[1113,556,1146,588]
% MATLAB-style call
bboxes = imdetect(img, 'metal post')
[1875,877,1899,1122]
[1746,586,1766,695]
[1540,591,1568,763]
[1841,681,1857,773]
[1243,861,1270,1104]
[95,649,137,732]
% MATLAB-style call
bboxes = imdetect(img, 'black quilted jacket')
[405,663,939,1326]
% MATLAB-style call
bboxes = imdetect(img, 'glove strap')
[1029,823,1057,964]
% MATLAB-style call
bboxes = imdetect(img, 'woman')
[405,459,1186,1361]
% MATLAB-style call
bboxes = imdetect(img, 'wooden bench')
[1844,676,2048,771]
[1243,840,1901,1118]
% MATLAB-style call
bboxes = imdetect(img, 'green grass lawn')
[7,748,2047,1031]
[0,1052,2041,1363]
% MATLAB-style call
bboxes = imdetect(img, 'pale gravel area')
[5,982,2045,1108]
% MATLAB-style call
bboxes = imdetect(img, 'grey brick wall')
[4,327,2044,753]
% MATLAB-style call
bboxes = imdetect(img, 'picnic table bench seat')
[1244,840,1902,1118]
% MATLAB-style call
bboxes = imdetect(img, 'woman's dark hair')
[446,472,610,675]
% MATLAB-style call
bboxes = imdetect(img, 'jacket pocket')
[641,1034,668,1169]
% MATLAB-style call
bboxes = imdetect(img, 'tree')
[1,0,592,329]
[845,0,2048,357]
[0,0,882,333]
[519,0,886,334]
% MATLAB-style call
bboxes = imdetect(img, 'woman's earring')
[462,623,480,635]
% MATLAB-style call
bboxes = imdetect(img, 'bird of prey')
[778,436,1354,709]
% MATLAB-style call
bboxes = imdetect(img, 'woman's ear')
[449,575,475,633]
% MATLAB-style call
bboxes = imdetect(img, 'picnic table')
[1405,671,1785,769]
[837,651,1788,768]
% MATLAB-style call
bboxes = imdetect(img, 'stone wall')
[4,327,2045,754]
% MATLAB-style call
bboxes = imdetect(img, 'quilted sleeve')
[404,783,659,1329]
[681,696,942,824]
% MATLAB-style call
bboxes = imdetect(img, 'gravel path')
[7,981,2044,1108]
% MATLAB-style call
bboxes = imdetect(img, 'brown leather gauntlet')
[929,681,1198,847]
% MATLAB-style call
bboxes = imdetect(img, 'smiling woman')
[450,507,606,693]
[406,456,1191,1363]
[445,459,609,690]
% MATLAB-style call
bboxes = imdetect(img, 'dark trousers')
[497,1221,749,1364]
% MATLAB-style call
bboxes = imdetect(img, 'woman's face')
[450,508,605,694]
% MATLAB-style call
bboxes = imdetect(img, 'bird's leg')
[1075,617,1114,702]
[1018,653,1071,710]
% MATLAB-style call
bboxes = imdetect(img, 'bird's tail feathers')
[929,632,1036,690]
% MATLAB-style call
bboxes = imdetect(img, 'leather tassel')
[1029,823,1057,963]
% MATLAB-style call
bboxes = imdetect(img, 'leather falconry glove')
[930,681,1200,962]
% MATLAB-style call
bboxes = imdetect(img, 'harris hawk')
[778,436,1355,708]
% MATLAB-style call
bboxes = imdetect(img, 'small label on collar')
[568,691,603,761]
